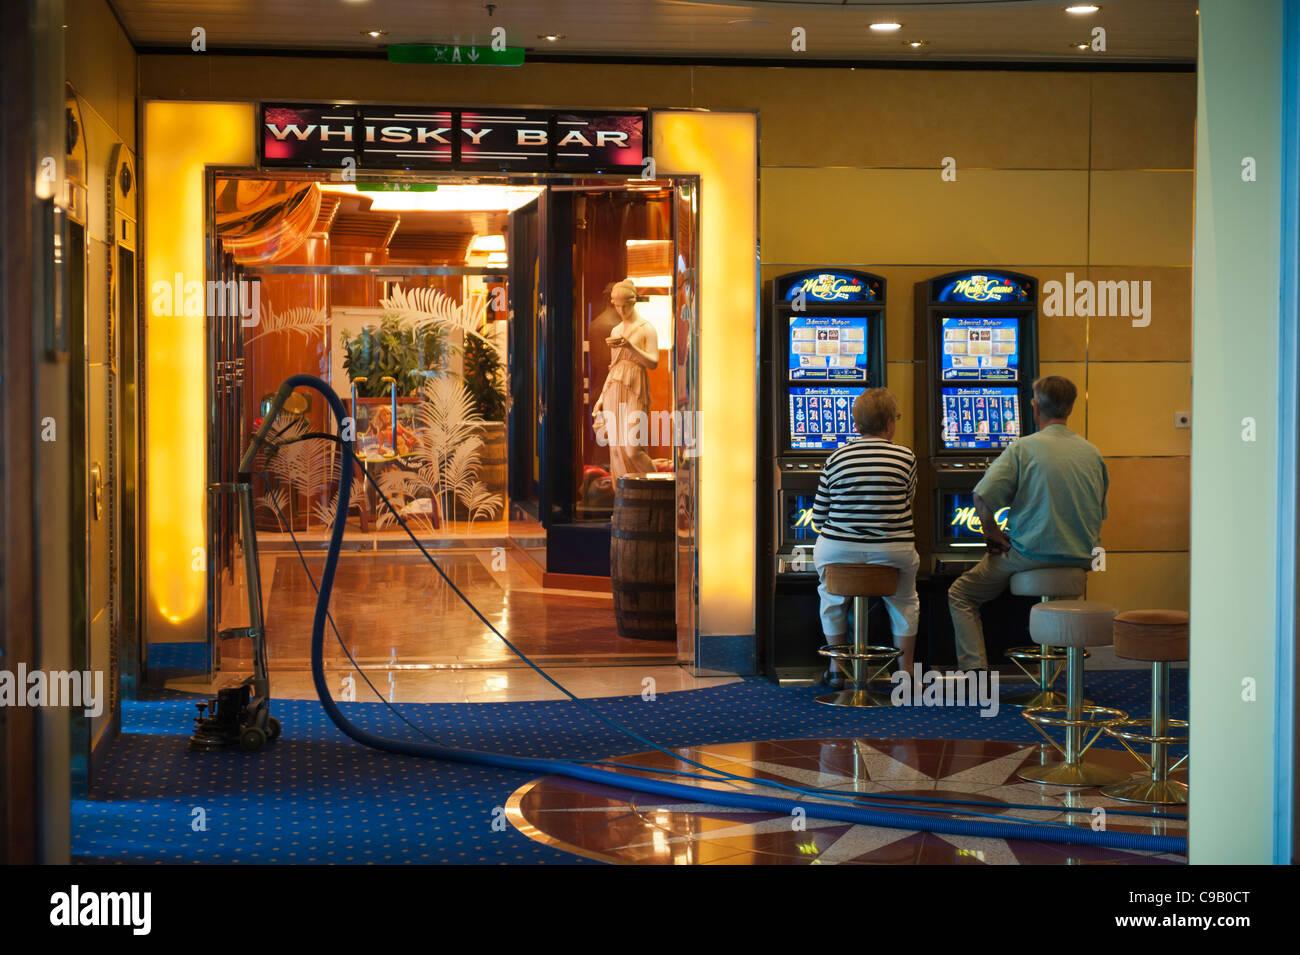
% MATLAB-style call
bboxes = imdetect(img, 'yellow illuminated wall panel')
[143,101,255,642]
[654,111,759,641]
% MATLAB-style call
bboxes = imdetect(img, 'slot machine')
[758,269,886,683]
[913,270,1040,663]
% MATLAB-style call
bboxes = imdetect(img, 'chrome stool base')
[1004,644,1090,709]
[1100,776,1189,805]
[815,688,895,708]
[1019,699,1129,787]
[1003,688,1082,708]
[1018,759,1129,787]
[1102,711,1190,805]
[815,643,901,710]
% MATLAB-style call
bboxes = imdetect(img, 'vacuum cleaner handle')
[238,378,297,474]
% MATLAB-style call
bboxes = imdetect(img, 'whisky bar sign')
[260,103,647,173]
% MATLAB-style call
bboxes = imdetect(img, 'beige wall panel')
[1038,361,1087,431]
[1101,456,1191,552]
[66,0,120,126]
[1090,73,1196,171]
[1085,552,1189,613]
[1085,266,1191,361]
[1087,362,1191,456]
[1089,171,1194,266]
[1029,266,1088,362]
[139,56,695,110]
[885,361,916,450]
[762,169,1089,265]
[86,239,109,365]
[699,68,1090,169]
[115,20,137,144]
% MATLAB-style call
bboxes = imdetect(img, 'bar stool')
[816,563,901,708]
[1100,610,1190,805]
[1017,600,1129,786]
[1004,567,1088,708]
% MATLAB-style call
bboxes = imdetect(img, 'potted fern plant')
[341,314,450,457]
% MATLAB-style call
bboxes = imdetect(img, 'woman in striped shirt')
[812,388,920,685]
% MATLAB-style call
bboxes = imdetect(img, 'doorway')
[203,172,699,682]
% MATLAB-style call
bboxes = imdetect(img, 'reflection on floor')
[220,545,677,671]
[507,738,1188,865]
[207,665,741,704]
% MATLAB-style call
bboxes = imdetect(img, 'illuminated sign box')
[778,271,882,304]
[935,272,1033,304]
[259,104,647,173]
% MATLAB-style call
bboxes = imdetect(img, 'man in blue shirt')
[948,376,1108,670]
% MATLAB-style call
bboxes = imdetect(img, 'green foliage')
[463,333,508,421]
[340,313,449,398]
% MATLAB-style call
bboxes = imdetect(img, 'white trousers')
[813,537,921,642]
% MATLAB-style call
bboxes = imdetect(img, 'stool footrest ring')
[817,644,901,661]
[1103,717,1190,775]
[817,644,901,689]
[1021,704,1129,762]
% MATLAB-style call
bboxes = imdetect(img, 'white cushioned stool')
[1017,600,1129,787]
[1004,567,1088,708]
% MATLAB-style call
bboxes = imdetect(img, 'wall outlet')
[1175,411,1191,429]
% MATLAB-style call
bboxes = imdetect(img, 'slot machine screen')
[788,386,865,452]
[788,315,870,382]
[940,317,1020,382]
[940,387,1021,451]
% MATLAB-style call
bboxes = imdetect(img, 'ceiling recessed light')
[869,22,903,33]
[904,40,929,48]
[1071,42,1091,50]
[1065,4,1101,13]
[537,34,565,42]
[363,30,387,38]
[727,17,772,26]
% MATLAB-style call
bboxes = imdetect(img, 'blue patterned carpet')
[73,649,1186,865]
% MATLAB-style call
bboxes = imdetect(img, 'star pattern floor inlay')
[506,738,1188,865]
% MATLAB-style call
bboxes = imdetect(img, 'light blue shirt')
[974,424,1108,565]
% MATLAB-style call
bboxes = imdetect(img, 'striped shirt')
[812,437,917,543]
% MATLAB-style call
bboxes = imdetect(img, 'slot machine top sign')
[935,272,1033,303]
[779,271,882,304]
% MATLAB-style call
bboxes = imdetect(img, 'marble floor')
[506,738,1189,865]
[218,545,679,672]
[171,663,739,703]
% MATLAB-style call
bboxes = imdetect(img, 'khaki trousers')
[947,549,1081,670]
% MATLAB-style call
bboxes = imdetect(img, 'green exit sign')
[388,45,525,66]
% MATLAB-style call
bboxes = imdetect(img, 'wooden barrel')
[611,476,676,641]
[479,421,508,497]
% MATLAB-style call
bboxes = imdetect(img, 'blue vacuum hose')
[276,374,1186,856]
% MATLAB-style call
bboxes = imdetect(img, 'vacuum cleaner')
[201,373,1186,855]
[189,452,282,751]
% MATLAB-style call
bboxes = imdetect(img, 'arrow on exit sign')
[388,45,525,66]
